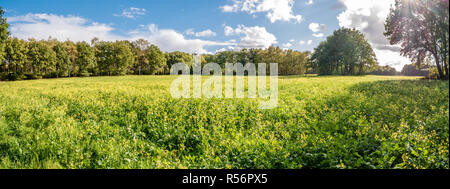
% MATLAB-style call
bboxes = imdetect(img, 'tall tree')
[282,50,309,75]
[401,64,430,76]
[95,41,114,76]
[64,40,78,77]
[95,41,134,76]
[130,39,150,75]
[385,0,449,80]
[112,40,134,75]
[27,40,57,76]
[310,28,377,75]
[76,41,95,76]
[146,45,166,75]
[370,65,398,76]
[0,7,10,65]
[53,42,71,77]
[4,37,28,74]
[165,51,193,73]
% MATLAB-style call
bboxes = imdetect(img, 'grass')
[0,75,448,169]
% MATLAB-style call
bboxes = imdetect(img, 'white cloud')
[299,40,306,45]
[337,0,410,70]
[220,0,303,23]
[289,39,295,42]
[282,42,292,48]
[114,7,146,19]
[307,40,312,45]
[8,13,232,54]
[221,4,240,12]
[224,25,277,49]
[185,29,217,37]
[129,25,233,54]
[305,0,314,5]
[308,22,326,33]
[374,49,411,71]
[312,33,324,38]
[8,13,123,41]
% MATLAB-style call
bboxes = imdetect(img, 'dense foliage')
[385,0,449,80]
[0,7,9,65]
[0,37,312,80]
[0,76,448,168]
[310,28,378,75]
[206,47,311,75]
[369,65,398,76]
[401,64,430,77]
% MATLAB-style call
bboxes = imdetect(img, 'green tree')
[95,41,114,76]
[146,45,166,75]
[282,50,309,75]
[95,41,134,76]
[53,42,71,77]
[130,39,150,75]
[76,41,95,76]
[27,40,57,76]
[0,7,9,65]
[369,65,398,76]
[63,40,78,77]
[401,64,430,76]
[384,0,449,80]
[112,41,134,75]
[3,37,28,76]
[310,28,377,75]
[248,48,263,64]
[165,51,193,73]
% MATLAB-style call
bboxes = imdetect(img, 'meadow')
[0,75,448,169]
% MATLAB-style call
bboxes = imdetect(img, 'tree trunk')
[432,52,445,80]
[442,58,449,80]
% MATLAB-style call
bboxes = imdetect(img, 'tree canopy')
[310,28,378,75]
[0,7,10,66]
[384,0,449,80]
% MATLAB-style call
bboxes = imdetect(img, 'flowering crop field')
[0,75,448,169]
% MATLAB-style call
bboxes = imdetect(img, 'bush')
[43,72,60,78]
[24,73,42,80]
[426,67,440,80]
[79,72,91,77]
[1,72,24,81]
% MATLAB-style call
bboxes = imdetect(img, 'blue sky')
[2,0,410,70]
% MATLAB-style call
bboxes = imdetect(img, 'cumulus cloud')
[337,0,410,70]
[305,0,314,5]
[8,13,123,41]
[308,22,326,33]
[185,29,217,37]
[298,40,312,45]
[220,0,303,23]
[224,25,277,49]
[282,42,292,48]
[114,7,146,19]
[8,13,232,54]
[130,25,232,54]
[312,33,324,38]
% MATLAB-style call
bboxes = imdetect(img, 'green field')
[0,75,448,169]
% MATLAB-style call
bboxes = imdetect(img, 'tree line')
[1,1,447,81]
[0,37,314,81]
[0,6,369,81]
[204,46,311,75]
